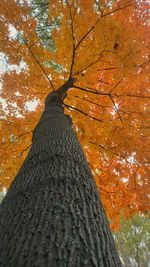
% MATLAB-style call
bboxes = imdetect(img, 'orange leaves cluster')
[0,0,150,228]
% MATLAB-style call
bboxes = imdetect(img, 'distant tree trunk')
[0,91,122,267]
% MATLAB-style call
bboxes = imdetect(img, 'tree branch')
[90,141,132,164]
[73,85,111,96]
[1,17,55,91]
[64,103,103,122]
[24,41,55,90]
[0,131,32,157]
[74,57,103,75]
[74,1,137,52]
[19,144,32,158]
[124,94,150,99]
[66,1,76,77]
[102,2,137,18]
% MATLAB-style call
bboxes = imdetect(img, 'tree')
[114,214,150,267]
[0,82,122,266]
[0,0,149,227]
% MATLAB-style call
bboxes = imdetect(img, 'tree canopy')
[0,0,149,229]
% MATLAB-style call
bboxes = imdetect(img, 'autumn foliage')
[0,0,149,229]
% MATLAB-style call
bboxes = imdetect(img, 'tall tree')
[0,80,121,266]
[0,0,149,228]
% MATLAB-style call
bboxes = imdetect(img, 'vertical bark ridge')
[0,92,122,266]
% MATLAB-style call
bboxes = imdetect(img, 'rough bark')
[0,90,122,267]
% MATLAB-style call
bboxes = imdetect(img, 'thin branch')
[90,164,106,185]
[90,141,132,164]
[24,41,55,90]
[31,3,49,19]
[29,40,40,49]
[70,1,137,80]
[74,85,150,99]
[97,67,118,71]
[0,131,32,157]
[102,2,137,18]
[82,97,111,110]
[94,0,103,17]
[74,57,103,75]
[19,144,32,158]
[64,103,103,122]
[124,94,150,99]
[90,164,120,194]
[1,16,55,90]
[30,2,49,11]
[109,95,123,123]
[75,24,96,51]
[90,141,108,151]
[138,58,150,68]
[98,79,112,85]
[66,1,76,77]
[109,80,122,94]
[73,85,111,96]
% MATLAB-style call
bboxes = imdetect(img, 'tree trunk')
[0,92,122,267]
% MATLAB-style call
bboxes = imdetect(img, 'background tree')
[114,214,150,267]
[0,0,149,229]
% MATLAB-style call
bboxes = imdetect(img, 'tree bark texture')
[0,92,122,267]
